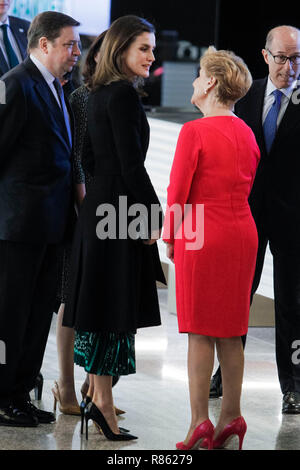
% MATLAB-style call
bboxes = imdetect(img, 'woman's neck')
[203,109,234,117]
[199,96,234,117]
[202,103,234,117]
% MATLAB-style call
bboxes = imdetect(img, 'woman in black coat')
[63,15,165,441]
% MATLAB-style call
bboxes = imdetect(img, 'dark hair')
[92,15,155,90]
[27,11,80,51]
[82,30,107,89]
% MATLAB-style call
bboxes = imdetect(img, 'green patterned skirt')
[74,330,136,376]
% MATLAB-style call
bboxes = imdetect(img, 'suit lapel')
[274,86,300,144]
[9,16,28,60]
[0,47,9,76]
[35,78,66,125]
[24,58,72,150]
[251,78,268,156]
[65,96,75,148]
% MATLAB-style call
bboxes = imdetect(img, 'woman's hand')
[74,183,86,215]
[143,228,161,245]
[166,243,174,263]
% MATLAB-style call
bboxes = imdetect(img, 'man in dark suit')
[210,25,300,414]
[0,0,30,76]
[0,10,81,427]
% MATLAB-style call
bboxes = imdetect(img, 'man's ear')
[262,49,269,65]
[39,37,49,54]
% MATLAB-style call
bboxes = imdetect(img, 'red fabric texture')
[163,116,260,337]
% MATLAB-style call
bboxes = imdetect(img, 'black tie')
[0,24,19,69]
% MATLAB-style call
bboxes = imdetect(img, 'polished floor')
[0,288,299,451]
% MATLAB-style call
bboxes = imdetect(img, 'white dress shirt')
[0,17,23,66]
[262,77,297,128]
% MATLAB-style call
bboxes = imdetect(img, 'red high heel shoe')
[176,419,214,450]
[213,416,247,450]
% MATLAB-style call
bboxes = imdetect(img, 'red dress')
[163,116,260,337]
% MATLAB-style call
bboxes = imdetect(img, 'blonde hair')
[200,46,252,105]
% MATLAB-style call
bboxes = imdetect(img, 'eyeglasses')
[267,49,300,65]
[62,41,81,51]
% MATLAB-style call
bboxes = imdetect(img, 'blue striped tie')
[0,24,19,69]
[263,89,283,154]
[53,78,72,148]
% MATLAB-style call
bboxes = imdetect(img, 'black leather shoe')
[21,401,56,424]
[209,372,223,398]
[0,406,38,427]
[282,392,300,414]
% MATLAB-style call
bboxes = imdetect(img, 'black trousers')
[0,240,62,407]
[215,228,300,394]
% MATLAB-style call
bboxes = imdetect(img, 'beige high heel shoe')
[52,381,81,416]
[114,406,126,416]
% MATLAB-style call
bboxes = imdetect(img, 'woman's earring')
[204,89,208,95]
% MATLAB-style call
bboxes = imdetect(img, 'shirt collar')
[0,17,10,27]
[266,76,297,99]
[30,53,56,87]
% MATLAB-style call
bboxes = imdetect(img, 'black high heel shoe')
[33,373,43,401]
[80,397,130,435]
[84,402,137,441]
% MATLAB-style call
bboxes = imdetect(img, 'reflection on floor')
[1,289,299,451]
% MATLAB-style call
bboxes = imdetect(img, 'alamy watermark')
[291,81,300,105]
[0,340,6,365]
[95,196,204,250]
[291,340,300,365]
[0,80,6,105]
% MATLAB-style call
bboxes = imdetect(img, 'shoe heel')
[207,437,213,450]
[238,417,247,450]
[85,415,89,440]
[80,407,85,435]
[34,374,43,401]
[238,430,246,450]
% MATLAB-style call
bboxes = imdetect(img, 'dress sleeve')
[163,122,200,244]
[69,87,88,184]
[81,129,95,178]
[107,83,162,230]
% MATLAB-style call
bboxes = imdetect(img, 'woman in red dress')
[163,47,260,450]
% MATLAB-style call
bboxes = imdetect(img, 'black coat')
[0,16,30,77]
[235,78,300,251]
[63,80,166,333]
[0,57,74,243]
